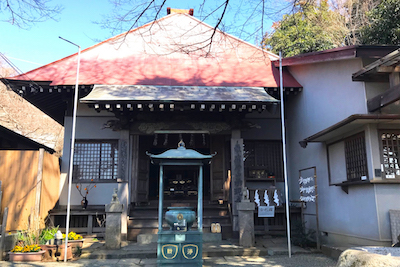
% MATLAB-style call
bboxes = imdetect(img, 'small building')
[5,8,399,248]
[3,10,300,240]
[282,46,400,247]
[0,80,63,231]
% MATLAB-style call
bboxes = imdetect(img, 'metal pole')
[314,167,321,250]
[158,165,164,231]
[60,37,80,262]
[198,165,203,231]
[280,51,292,257]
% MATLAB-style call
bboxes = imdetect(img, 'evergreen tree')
[360,0,400,45]
[263,0,346,57]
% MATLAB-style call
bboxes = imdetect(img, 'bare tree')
[0,60,64,155]
[0,0,62,28]
[331,0,381,45]
[99,0,304,48]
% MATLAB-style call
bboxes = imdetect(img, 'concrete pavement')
[0,236,337,266]
[0,254,337,266]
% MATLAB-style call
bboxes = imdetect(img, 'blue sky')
[1,1,283,73]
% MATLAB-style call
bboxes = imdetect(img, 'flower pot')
[68,239,84,248]
[40,244,72,261]
[8,250,45,262]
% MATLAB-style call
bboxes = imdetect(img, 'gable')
[10,14,300,88]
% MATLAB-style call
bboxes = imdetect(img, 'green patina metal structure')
[147,141,214,266]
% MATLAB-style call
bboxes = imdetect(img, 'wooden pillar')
[35,149,45,222]
[230,130,244,232]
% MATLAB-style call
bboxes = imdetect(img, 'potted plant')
[63,231,84,256]
[8,244,45,262]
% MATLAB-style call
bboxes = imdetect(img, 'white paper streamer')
[264,190,270,206]
[254,190,260,207]
[273,190,280,206]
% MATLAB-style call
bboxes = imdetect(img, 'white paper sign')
[258,206,275,217]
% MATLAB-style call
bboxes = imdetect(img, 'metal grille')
[73,140,118,180]
[244,141,283,181]
[344,132,368,181]
[380,131,400,179]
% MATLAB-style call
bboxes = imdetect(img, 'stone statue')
[111,188,119,203]
[242,187,250,202]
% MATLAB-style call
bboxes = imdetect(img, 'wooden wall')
[0,150,60,231]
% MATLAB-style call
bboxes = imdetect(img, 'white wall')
[285,58,386,245]
[375,184,400,242]
[59,104,126,207]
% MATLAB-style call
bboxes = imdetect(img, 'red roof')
[11,13,301,88]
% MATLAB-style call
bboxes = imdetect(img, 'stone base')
[237,202,255,247]
[390,210,400,245]
[137,233,222,244]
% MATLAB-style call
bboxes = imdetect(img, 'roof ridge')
[16,12,276,79]
[174,13,278,60]
[16,13,178,79]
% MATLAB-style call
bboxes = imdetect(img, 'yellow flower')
[64,231,83,240]
[11,246,23,252]
[12,245,41,253]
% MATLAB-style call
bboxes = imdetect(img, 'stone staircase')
[127,200,232,241]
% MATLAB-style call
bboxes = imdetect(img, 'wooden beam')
[367,83,400,112]
[0,207,9,260]
[390,72,400,88]
[377,66,400,73]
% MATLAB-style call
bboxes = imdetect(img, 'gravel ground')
[0,254,337,267]
[203,254,338,267]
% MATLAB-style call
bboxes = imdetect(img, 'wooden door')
[210,135,226,201]
[132,135,149,204]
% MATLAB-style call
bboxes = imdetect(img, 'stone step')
[127,220,232,229]
[130,208,229,217]
[137,232,222,244]
[126,227,227,239]
[128,202,232,241]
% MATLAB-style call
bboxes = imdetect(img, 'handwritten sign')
[258,206,275,217]
[299,176,316,202]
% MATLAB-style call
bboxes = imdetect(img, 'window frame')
[243,140,284,182]
[379,130,400,180]
[344,132,368,181]
[72,139,119,182]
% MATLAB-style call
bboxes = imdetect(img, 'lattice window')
[244,141,283,181]
[344,132,368,181]
[73,140,118,181]
[380,131,400,179]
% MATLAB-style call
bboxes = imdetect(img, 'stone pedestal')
[237,201,255,247]
[390,210,400,245]
[105,189,123,249]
